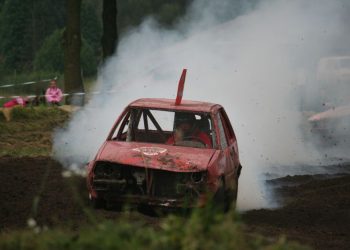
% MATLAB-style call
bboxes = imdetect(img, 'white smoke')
[53,0,350,210]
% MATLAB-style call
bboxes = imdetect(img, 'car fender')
[207,150,224,192]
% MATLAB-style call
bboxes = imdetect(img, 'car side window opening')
[219,109,236,144]
[209,115,217,149]
[169,112,214,148]
[111,111,130,140]
[217,112,228,149]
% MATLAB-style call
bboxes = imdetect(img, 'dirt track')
[0,157,158,232]
[0,156,349,249]
[243,171,350,250]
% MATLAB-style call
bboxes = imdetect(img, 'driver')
[166,113,212,148]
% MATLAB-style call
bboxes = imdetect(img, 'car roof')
[129,98,222,113]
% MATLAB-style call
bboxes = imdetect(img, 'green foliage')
[0,0,191,79]
[0,71,60,85]
[118,0,190,32]
[0,0,100,77]
[0,0,4,9]
[157,3,183,25]
[34,29,97,76]
[0,58,7,82]
[0,206,310,250]
[0,0,65,72]
[0,0,32,71]
[33,30,65,73]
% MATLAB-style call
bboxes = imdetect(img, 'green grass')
[0,207,310,250]
[10,106,68,121]
[0,106,69,157]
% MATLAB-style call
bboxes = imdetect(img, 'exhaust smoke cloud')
[54,0,350,210]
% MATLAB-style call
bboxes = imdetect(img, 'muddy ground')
[0,156,349,250]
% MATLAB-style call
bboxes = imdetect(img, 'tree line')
[0,0,190,84]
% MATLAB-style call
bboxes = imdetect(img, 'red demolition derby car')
[86,70,242,210]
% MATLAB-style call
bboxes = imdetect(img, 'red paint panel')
[129,98,221,113]
[98,141,216,172]
[175,69,187,105]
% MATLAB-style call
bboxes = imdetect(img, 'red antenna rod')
[175,69,187,105]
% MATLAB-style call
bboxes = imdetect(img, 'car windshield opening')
[113,108,215,149]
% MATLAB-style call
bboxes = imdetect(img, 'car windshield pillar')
[126,109,140,142]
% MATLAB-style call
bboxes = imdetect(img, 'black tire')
[228,165,241,210]
[226,186,238,210]
[90,197,105,209]
[229,176,239,207]
[214,178,229,212]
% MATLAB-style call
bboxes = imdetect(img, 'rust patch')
[157,153,177,168]
[185,161,198,170]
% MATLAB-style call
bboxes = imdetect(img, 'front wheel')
[226,186,238,210]
[89,193,105,209]
[213,178,230,212]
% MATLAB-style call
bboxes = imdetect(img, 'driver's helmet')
[174,112,196,137]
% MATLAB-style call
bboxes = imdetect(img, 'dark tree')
[102,0,118,61]
[0,0,32,71]
[63,0,84,105]
[0,0,65,72]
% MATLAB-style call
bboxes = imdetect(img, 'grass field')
[0,106,69,157]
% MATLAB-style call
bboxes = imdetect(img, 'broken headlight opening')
[176,171,207,198]
[92,161,208,201]
[191,171,206,183]
[93,162,122,179]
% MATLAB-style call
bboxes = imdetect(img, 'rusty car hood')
[96,141,216,172]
